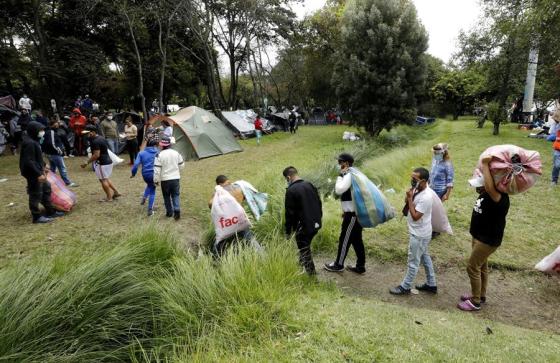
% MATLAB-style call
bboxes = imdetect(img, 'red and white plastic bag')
[535,245,560,274]
[211,185,252,242]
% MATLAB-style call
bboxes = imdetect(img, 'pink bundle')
[473,144,542,195]
[47,171,77,211]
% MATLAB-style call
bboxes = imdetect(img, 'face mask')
[38,130,45,139]
[107,116,113,120]
[411,179,419,188]
[434,153,443,161]
[336,164,342,171]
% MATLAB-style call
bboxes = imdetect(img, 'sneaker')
[147,209,154,217]
[0,178,7,183]
[69,154,75,158]
[460,293,486,304]
[112,193,122,199]
[140,197,146,205]
[416,283,438,294]
[165,212,173,218]
[346,265,366,274]
[323,262,344,272]
[33,216,53,224]
[47,211,65,218]
[67,182,79,187]
[173,211,181,220]
[389,285,411,295]
[457,299,481,311]
[63,156,69,159]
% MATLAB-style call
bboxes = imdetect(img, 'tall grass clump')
[0,229,177,362]
[156,240,306,358]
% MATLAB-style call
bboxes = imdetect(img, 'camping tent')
[150,106,242,160]
[221,109,275,137]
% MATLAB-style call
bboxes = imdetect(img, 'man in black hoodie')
[20,121,64,223]
[283,166,322,275]
[42,118,78,187]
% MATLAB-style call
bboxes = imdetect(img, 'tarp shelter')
[0,95,17,110]
[221,110,256,138]
[150,106,242,160]
[114,111,144,154]
[268,111,290,131]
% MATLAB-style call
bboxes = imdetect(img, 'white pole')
[522,46,539,116]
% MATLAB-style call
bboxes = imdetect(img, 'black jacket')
[41,128,64,156]
[285,179,322,235]
[20,121,45,179]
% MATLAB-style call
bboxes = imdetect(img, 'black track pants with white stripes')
[335,212,365,268]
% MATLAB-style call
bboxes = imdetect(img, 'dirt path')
[316,256,560,334]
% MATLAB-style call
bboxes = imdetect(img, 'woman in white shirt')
[124,116,138,165]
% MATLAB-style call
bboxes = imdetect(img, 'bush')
[487,101,507,124]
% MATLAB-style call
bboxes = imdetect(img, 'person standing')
[254,116,263,145]
[283,166,322,275]
[124,116,138,165]
[42,118,78,187]
[81,94,93,115]
[35,110,48,128]
[549,111,560,185]
[458,156,510,311]
[69,108,87,156]
[324,153,366,274]
[18,94,32,112]
[100,112,118,153]
[19,121,64,223]
[9,114,21,154]
[390,167,436,295]
[18,109,31,133]
[131,140,159,216]
[289,112,297,134]
[81,125,121,202]
[50,99,57,114]
[154,136,184,220]
[160,120,173,138]
[429,143,454,200]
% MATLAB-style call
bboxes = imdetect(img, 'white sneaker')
[67,182,79,187]
[63,156,69,159]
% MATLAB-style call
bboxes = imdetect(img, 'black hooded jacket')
[20,121,46,179]
[284,179,323,236]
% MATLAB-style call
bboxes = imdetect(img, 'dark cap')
[337,153,354,164]
[82,124,98,134]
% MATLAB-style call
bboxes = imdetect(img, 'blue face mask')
[434,153,443,161]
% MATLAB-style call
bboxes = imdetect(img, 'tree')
[333,0,428,136]
[431,69,486,120]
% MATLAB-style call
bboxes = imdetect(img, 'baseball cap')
[81,124,97,134]
[336,153,354,164]
[159,136,171,147]
[468,174,484,188]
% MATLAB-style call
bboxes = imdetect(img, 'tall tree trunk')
[123,9,147,122]
[228,50,237,109]
[158,18,170,114]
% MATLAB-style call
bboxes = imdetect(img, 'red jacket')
[254,118,263,131]
[69,108,86,134]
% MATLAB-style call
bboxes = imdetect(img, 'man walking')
[458,156,510,311]
[154,136,184,220]
[283,166,322,275]
[19,121,64,223]
[390,167,436,295]
[81,125,121,202]
[100,112,118,153]
[42,118,78,187]
[131,139,159,216]
[324,153,366,274]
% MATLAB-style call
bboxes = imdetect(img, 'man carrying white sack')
[458,155,510,312]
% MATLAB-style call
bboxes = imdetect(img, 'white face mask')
[107,116,113,120]
[38,130,45,138]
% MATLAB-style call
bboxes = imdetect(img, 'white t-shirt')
[154,148,184,182]
[406,188,433,238]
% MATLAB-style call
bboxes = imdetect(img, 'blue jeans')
[161,179,180,215]
[143,174,156,212]
[552,152,560,183]
[256,130,262,144]
[106,138,118,154]
[47,154,71,184]
[401,234,436,290]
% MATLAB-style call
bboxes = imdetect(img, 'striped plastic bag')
[349,167,395,228]
[47,171,77,212]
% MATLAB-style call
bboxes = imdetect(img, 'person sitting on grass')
[390,167,437,295]
[131,139,159,216]
[458,156,510,312]
[80,125,121,202]
[208,175,262,257]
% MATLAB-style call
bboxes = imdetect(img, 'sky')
[292,0,483,63]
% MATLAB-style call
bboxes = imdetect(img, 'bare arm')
[481,155,501,202]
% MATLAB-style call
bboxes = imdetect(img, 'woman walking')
[124,116,138,165]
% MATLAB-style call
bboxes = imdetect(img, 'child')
[131,139,159,216]
[154,136,184,220]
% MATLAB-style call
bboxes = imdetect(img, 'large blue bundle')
[349,167,395,228]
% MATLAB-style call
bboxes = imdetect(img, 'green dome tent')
[149,106,243,160]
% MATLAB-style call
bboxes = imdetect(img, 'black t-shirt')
[90,136,112,165]
[469,191,510,247]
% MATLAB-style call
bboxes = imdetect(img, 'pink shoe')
[460,293,486,303]
[457,299,481,311]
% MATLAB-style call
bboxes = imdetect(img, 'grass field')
[0,118,559,361]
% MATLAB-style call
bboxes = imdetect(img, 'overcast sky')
[292,0,483,63]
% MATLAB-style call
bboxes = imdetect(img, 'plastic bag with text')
[211,185,252,242]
